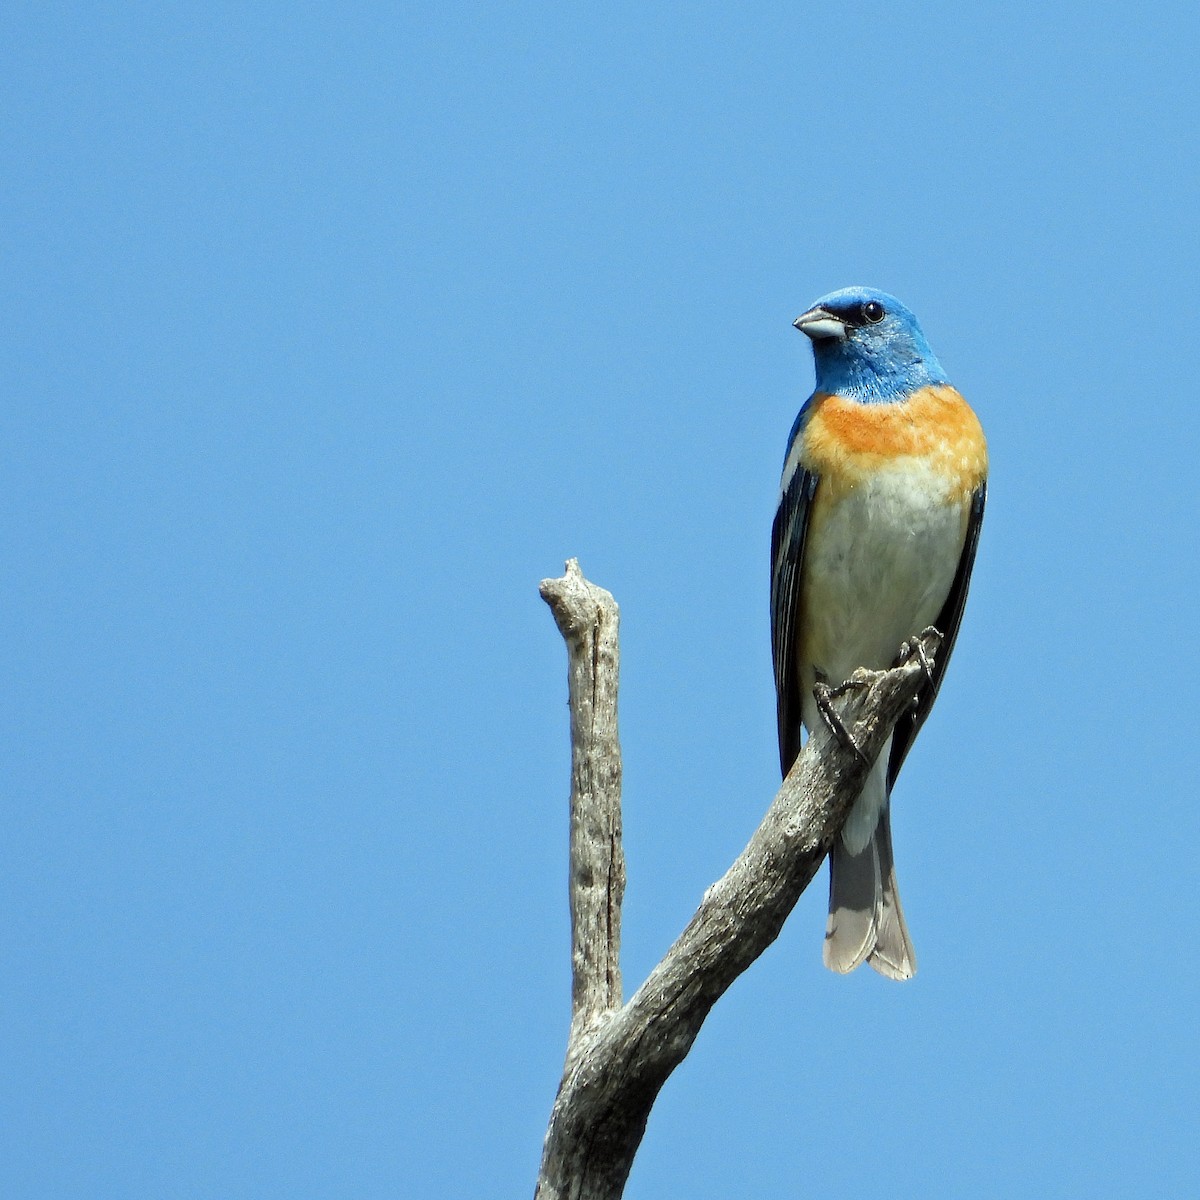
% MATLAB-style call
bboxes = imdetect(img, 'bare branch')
[538,559,625,1048]
[536,560,940,1200]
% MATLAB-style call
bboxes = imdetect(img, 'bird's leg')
[812,674,871,767]
[897,628,940,710]
[902,638,936,686]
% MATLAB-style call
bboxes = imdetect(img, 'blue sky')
[4,3,1199,1197]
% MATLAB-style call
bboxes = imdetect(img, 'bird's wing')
[770,458,819,777]
[886,481,987,788]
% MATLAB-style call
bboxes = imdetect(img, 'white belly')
[799,459,967,712]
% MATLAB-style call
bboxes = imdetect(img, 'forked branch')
[536,559,940,1200]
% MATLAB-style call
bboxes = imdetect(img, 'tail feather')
[823,836,880,974]
[868,807,916,980]
[824,799,917,981]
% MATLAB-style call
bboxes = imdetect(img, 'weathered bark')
[536,559,940,1200]
[538,560,625,1053]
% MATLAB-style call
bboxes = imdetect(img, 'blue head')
[793,286,948,403]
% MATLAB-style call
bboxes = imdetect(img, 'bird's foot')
[898,627,941,689]
[813,678,871,766]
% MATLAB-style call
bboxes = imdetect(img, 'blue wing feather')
[770,458,818,777]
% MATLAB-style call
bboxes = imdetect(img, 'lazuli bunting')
[771,287,987,979]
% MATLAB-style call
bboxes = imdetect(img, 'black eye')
[863,300,885,324]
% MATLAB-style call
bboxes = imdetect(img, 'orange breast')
[802,385,988,500]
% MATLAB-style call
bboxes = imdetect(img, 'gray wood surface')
[536,559,941,1200]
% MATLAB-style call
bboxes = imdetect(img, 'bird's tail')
[823,782,917,981]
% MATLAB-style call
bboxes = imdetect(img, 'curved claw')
[813,680,871,766]
[899,627,941,689]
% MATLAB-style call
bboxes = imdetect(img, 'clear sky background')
[4,3,1199,1197]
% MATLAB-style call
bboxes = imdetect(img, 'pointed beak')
[793,306,847,341]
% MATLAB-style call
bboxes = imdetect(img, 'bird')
[770,286,987,980]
